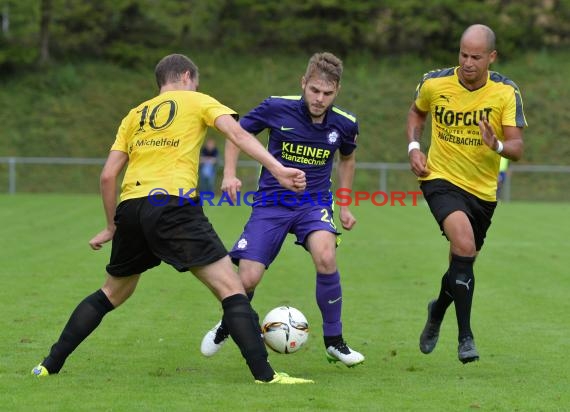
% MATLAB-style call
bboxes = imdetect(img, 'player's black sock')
[217,290,254,341]
[222,293,273,381]
[431,270,454,321]
[448,254,476,340]
[42,289,115,373]
[324,335,343,348]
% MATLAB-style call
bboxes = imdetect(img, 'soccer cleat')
[31,364,49,377]
[419,299,442,354]
[325,342,365,367]
[200,321,229,357]
[255,372,314,384]
[458,336,479,364]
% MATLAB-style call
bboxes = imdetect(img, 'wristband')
[495,140,504,154]
[408,141,420,154]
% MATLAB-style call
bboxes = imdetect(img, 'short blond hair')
[304,52,343,85]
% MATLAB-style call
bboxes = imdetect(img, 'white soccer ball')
[261,306,309,354]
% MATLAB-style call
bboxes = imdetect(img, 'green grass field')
[0,195,568,411]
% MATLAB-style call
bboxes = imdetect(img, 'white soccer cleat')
[326,342,365,367]
[200,321,229,357]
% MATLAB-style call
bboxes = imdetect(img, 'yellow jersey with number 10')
[111,90,236,202]
[414,67,527,201]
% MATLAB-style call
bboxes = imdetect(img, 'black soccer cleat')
[419,299,442,354]
[458,336,479,364]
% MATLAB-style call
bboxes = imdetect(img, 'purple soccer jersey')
[230,96,358,266]
[240,96,358,206]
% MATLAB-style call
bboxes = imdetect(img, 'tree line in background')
[1,0,569,72]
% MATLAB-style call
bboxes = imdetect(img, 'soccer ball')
[261,306,309,354]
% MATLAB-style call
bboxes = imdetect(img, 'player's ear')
[301,76,306,89]
[489,50,497,64]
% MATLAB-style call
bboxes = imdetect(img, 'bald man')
[407,24,526,363]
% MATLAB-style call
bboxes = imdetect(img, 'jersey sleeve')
[239,98,272,135]
[502,86,527,128]
[339,121,358,156]
[110,113,131,153]
[199,93,237,127]
[414,76,432,113]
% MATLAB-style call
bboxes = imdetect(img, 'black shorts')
[420,179,497,251]
[106,196,228,276]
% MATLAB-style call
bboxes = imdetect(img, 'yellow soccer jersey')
[414,67,527,201]
[111,90,236,201]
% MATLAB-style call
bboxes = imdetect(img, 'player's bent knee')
[241,273,263,291]
[101,274,140,307]
[451,243,476,257]
[313,252,337,273]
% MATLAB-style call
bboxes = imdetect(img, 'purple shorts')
[229,204,340,268]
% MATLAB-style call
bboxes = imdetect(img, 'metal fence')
[1,156,570,202]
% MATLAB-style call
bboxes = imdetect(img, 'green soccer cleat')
[255,372,314,384]
[31,364,49,377]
